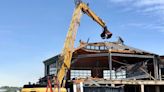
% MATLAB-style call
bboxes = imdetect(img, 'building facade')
[43,40,160,80]
[35,40,164,92]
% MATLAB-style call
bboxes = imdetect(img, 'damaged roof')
[75,40,156,55]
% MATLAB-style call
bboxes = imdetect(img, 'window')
[103,70,126,79]
[95,46,99,50]
[100,46,104,50]
[86,46,90,49]
[90,46,94,50]
[103,70,116,79]
[71,70,91,79]
[116,70,126,79]
[49,63,57,75]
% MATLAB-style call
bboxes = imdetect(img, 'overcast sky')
[0,0,164,87]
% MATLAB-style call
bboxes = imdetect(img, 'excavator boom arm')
[80,3,105,28]
[56,2,112,87]
[57,5,82,87]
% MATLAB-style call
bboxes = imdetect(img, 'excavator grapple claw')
[101,26,112,39]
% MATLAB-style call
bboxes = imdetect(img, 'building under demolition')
[39,39,164,92]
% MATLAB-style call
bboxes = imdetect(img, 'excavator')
[21,0,112,92]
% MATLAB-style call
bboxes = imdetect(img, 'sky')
[0,0,164,87]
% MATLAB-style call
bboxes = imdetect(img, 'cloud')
[134,0,164,7]
[140,5,164,12]
[134,0,164,17]
[108,0,133,3]
[108,0,164,15]
[108,0,164,32]
[120,22,164,33]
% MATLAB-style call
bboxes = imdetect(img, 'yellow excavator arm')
[80,3,106,28]
[56,2,112,87]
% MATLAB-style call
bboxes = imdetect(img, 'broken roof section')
[74,40,156,56]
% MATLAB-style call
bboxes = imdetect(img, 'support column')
[73,83,77,92]
[153,56,159,79]
[111,84,115,87]
[155,86,160,92]
[141,84,144,92]
[44,63,48,76]
[159,67,162,81]
[80,82,83,92]
[108,49,112,80]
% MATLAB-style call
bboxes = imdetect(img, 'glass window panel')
[71,70,91,79]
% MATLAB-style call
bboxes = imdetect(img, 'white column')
[73,83,77,92]
[111,84,115,87]
[80,82,83,92]
[159,68,162,81]
[141,84,144,92]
